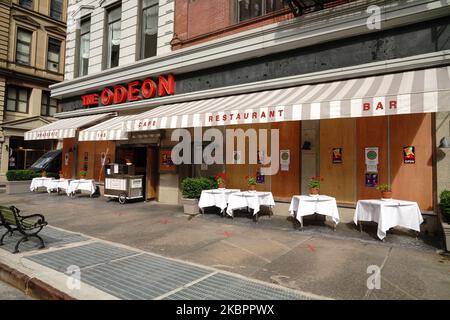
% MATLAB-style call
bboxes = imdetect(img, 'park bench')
[0,206,47,254]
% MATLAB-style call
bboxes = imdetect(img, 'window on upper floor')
[6,86,30,113]
[77,17,91,77]
[16,28,32,65]
[237,0,286,22]
[141,0,159,59]
[47,37,61,72]
[19,0,33,10]
[41,91,59,116]
[50,0,63,21]
[105,4,121,69]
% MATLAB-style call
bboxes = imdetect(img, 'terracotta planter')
[309,187,319,195]
[218,182,225,189]
[248,184,256,191]
[80,175,86,180]
[41,172,47,178]
[59,175,64,179]
[381,191,392,199]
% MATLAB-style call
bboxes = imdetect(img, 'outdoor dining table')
[289,195,340,230]
[226,191,275,221]
[46,179,71,194]
[30,177,55,192]
[198,188,240,215]
[66,179,97,197]
[354,199,424,241]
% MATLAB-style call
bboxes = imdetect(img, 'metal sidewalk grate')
[0,226,88,254]
[80,254,213,300]
[164,273,309,300]
[25,242,136,271]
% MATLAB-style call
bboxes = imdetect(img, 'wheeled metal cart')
[104,164,144,204]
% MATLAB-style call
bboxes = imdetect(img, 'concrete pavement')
[0,281,31,300]
[0,192,449,300]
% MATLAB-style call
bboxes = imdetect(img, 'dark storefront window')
[141,0,159,59]
[8,137,53,170]
[237,0,286,22]
[16,28,32,65]
[77,17,90,77]
[50,0,63,21]
[6,85,29,113]
[47,38,61,72]
[41,91,59,116]
[105,4,121,69]
[19,0,33,10]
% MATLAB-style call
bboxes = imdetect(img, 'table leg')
[416,231,420,240]
[334,222,337,232]
[254,211,258,223]
[359,221,363,233]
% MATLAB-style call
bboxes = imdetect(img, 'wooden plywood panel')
[319,118,356,204]
[390,114,433,210]
[77,141,95,179]
[77,141,115,182]
[225,123,272,192]
[356,117,389,200]
[271,121,301,200]
[62,138,75,179]
[93,141,115,182]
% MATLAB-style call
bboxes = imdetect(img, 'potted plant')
[245,175,257,191]
[41,170,47,178]
[180,177,216,215]
[215,172,226,189]
[376,183,392,199]
[79,170,87,179]
[59,170,64,179]
[439,190,450,252]
[439,190,450,224]
[308,176,323,196]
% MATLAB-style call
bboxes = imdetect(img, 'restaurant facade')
[24,0,450,233]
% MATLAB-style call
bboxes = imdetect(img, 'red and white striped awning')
[78,116,131,141]
[24,113,113,140]
[125,66,450,132]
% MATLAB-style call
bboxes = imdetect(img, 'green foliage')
[308,176,324,189]
[439,190,450,218]
[246,177,257,185]
[6,170,59,181]
[6,170,40,181]
[376,183,391,192]
[181,177,217,199]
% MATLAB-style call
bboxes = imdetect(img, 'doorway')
[116,145,159,201]
[146,146,158,200]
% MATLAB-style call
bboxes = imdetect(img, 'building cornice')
[51,0,450,99]
[54,50,450,119]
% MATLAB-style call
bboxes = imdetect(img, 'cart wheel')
[118,193,127,204]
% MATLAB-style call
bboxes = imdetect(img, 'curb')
[0,262,75,300]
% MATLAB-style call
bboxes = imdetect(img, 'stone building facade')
[0,0,67,183]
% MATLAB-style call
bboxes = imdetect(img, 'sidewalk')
[0,192,449,300]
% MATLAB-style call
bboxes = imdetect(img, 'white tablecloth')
[289,195,340,226]
[30,177,55,191]
[67,179,97,196]
[354,199,424,240]
[226,191,275,217]
[198,189,240,212]
[46,179,71,193]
